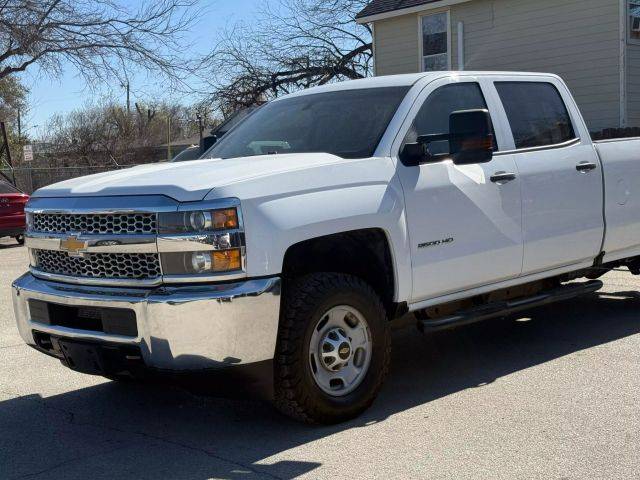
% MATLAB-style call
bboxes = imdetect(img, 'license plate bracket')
[55,339,106,375]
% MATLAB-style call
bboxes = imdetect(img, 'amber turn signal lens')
[212,208,239,230]
[212,249,241,271]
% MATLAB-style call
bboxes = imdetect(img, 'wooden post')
[167,116,172,161]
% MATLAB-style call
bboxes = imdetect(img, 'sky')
[19,0,262,136]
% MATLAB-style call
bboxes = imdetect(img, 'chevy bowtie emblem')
[60,235,88,256]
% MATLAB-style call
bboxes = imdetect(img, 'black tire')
[14,234,24,245]
[274,273,391,424]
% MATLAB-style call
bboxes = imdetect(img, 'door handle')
[576,161,597,173]
[490,171,517,184]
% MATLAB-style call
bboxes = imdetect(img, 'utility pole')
[122,82,130,114]
[167,115,172,161]
[196,112,203,148]
[126,82,130,114]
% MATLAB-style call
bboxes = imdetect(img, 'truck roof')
[279,71,560,100]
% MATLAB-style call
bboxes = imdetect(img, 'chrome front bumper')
[12,273,281,372]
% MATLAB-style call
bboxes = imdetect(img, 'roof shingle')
[356,0,441,19]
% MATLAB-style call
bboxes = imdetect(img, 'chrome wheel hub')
[309,305,372,397]
[320,327,352,371]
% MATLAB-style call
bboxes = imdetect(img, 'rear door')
[490,77,604,274]
[395,76,523,303]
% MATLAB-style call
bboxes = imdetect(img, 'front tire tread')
[274,273,390,424]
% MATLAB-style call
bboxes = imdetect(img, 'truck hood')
[32,153,347,202]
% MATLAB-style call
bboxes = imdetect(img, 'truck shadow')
[1,290,639,479]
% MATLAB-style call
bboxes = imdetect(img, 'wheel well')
[282,229,403,319]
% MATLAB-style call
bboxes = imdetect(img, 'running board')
[418,280,603,333]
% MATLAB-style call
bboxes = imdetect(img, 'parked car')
[209,105,260,141]
[0,179,28,244]
[170,107,262,162]
[11,72,640,424]
[170,145,201,162]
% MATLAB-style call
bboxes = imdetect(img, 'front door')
[396,78,523,303]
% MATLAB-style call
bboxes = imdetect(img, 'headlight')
[161,249,242,274]
[158,208,239,233]
[158,200,244,278]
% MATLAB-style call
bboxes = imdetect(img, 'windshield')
[204,87,409,160]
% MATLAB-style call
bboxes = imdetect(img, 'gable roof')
[356,0,441,20]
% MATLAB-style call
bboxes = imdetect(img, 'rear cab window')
[495,82,576,149]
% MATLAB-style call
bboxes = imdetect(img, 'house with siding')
[356,0,640,133]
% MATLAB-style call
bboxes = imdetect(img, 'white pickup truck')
[12,71,640,424]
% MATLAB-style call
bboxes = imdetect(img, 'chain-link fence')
[0,142,194,194]
[1,164,148,194]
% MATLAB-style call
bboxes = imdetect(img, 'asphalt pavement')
[1,237,638,479]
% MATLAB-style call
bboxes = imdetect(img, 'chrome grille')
[33,250,161,280]
[32,213,157,235]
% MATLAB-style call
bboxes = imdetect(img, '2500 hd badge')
[418,237,454,249]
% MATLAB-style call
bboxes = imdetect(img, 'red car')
[0,179,29,245]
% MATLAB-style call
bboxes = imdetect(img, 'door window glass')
[402,82,495,155]
[495,82,576,149]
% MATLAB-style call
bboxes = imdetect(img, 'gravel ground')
[1,237,639,479]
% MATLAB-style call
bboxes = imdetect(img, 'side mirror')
[449,109,494,165]
[399,142,428,167]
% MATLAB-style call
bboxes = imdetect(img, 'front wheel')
[274,273,391,424]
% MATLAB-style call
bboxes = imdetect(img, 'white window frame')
[630,0,640,45]
[418,10,452,72]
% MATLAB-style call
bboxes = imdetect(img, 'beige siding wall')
[628,43,640,127]
[373,14,420,75]
[372,0,622,131]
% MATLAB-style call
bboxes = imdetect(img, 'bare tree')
[41,98,205,165]
[0,0,199,85]
[200,0,372,115]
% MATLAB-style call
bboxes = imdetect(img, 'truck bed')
[594,137,640,263]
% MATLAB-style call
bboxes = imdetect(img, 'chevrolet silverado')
[12,72,640,424]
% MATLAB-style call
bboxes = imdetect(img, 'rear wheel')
[274,273,391,424]
[14,235,24,245]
